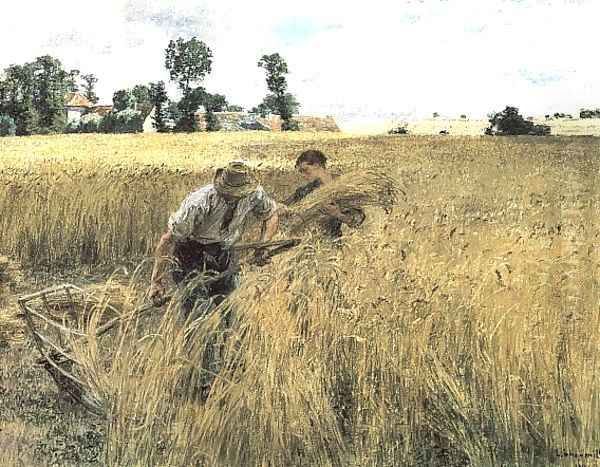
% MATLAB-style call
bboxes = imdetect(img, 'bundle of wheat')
[281,168,402,235]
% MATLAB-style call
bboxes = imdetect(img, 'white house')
[65,92,93,124]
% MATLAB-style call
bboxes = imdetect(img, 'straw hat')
[214,161,258,198]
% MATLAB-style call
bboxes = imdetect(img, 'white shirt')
[168,184,277,246]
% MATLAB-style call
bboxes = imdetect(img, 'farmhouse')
[64,92,93,124]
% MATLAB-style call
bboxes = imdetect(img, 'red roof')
[65,92,92,108]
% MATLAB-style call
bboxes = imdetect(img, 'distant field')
[390,117,600,136]
[1,132,599,466]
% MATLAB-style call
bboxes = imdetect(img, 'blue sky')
[1,0,599,129]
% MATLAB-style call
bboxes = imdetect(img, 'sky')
[1,0,598,130]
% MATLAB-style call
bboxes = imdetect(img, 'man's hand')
[319,202,343,218]
[148,280,167,307]
[250,247,271,267]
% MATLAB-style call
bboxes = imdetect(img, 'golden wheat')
[1,132,599,466]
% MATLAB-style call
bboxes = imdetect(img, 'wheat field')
[0,132,599,466]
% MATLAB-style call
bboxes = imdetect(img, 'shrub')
[579,108,600,119]
[0,115,17,137]
[486,106,550,136]
[100,110,143,133]
[64,120,81,134]
[204,110,221,131]
[281,118,299,131]
[79,113,102,133]
[388,125,408,135]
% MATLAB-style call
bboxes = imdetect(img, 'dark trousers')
[172,240,240,399]
[172,240,239,319]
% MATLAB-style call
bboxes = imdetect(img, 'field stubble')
[0,132,599,466]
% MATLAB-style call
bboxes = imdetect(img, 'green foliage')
[165,37,213,133]
[258,53,288,95]
[149,81,169,132]
[486,106,550,136]
[173,88,204,132]
[81,74,99,104]
[131,84,153,115]
[100,109,143,133]
[388,125,408,135]
[165,37,212,94]
[204,109,221,131]
[226,104,244,112]
[203,92,228,112]
[113,90,134,112]
[2,64,39,136]
[67,69,80,92]
[257,53,300,130]
[79,113,102,133]
[255,93,300,119]
[579,108,600,119]
[0,56,97,135]
[0,114,16,136]
[31,56,69,132]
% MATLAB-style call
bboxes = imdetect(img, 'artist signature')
[556,449,600,460]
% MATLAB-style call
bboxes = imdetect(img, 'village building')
[64,92,93,124]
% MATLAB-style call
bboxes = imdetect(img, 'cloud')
[1,0,600,122]
[123,0,212,38]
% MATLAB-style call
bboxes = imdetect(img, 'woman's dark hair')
[295,149,327,168]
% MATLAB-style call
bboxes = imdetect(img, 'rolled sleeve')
[252,186,277,221]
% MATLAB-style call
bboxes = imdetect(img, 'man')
[284,149,365,239]
[149,160,279,315]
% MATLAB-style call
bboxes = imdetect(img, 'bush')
[281,118,299,131]
[486,106,549,136]
[204,110,221,131]
[75,113,102,133]
[0,115,17,136]
[64,120,81,134]
[579,108,600,119]
[100,110,143,133]
[528,124,551,136]
[388,125,408,135]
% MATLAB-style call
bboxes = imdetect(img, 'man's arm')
[320,203,366,228]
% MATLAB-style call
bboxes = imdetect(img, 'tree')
[173,87,205,131]
[486,106,550,136]
[165,37,213,132]
[1,64,39,135]
[131,84,152,114]
[67,69,80,92]
[579,108,600,119]
[113,89,134,112]
[32,55,69,132]
[149,81,169,132]
[81,73,99,104]
[227,104,243,112]
[257,53,299,130]
[0,57,100,135]
[99,109,143,133]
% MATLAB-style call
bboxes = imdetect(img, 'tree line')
[0,37,300,136]
[0,55,99,136]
